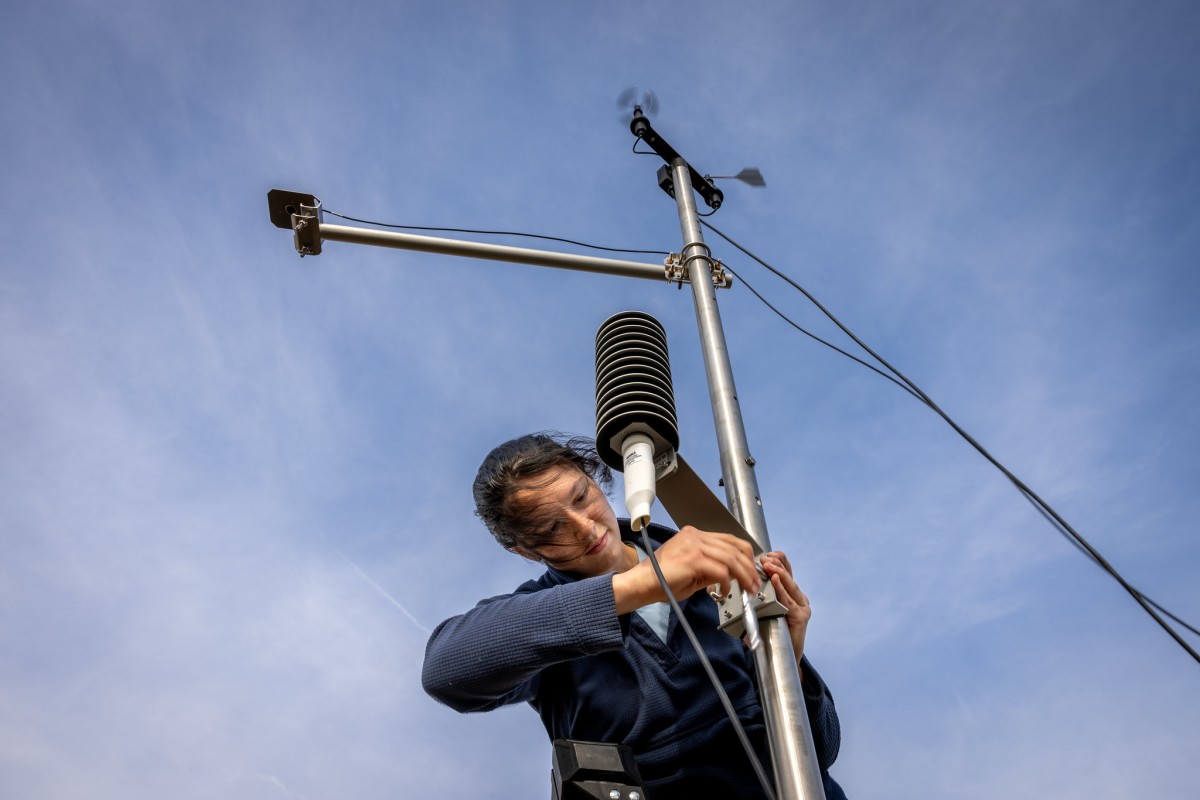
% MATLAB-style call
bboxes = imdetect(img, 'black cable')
[723,264,925,401]
[639,530,777,800]
[1015,487,1200,640]
[322,207,671,257]
[632,135,660,156]
[701,220,936,405]
[1144,595,1200,639]
[314,204,1196,656]
[701,219,1200,665]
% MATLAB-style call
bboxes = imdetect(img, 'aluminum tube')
[670,159,826,800]
[761,619,827,800]
[318,223,667,282]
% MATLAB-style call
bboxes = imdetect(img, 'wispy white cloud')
[335,549,430,634]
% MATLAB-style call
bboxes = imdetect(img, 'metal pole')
[669,159,827,800]
[318,223,669,282]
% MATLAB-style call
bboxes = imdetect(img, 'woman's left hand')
[759,551,810,667]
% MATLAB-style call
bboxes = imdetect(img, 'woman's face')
[508,464,630,577]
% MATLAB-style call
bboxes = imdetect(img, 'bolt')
[745,456,756,467]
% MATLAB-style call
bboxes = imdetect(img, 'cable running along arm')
[700,218,1200,666]
[277,194,1198,664]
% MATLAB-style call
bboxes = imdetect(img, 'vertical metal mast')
[669,158,827,800]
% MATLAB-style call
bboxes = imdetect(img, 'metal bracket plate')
[655,454,759,554]
[654,454,786,637]
[711,576,789,639]
[266,189,322,256]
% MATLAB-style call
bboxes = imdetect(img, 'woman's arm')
[798,656,843,770]
[421,574,625,712]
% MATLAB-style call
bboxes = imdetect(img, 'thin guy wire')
[723,263,924,400]
[701,219,1200,665]
[313,206,1197,656]
[1015,487,1200,639]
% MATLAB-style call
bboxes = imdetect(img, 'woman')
[422,433,847,799]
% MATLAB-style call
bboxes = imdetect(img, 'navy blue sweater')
[423,522,847,799]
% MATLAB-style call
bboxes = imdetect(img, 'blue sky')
[2,1,1198,797]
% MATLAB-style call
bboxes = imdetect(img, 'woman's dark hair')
[473,432,613,549]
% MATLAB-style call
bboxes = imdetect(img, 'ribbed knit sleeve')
[799,656,842,772]
[421,573,626,712]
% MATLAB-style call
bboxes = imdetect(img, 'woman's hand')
[759,551,811,666]
[612,526,760,615]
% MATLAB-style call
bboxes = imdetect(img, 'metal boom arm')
[267,188,702,284]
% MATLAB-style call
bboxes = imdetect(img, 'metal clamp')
[710,259,733,289]
[291,200,323,257]
[653,448,679,479]
[664,253,689,287]
[710,560,788,639]
[664,252,732,289]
